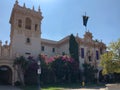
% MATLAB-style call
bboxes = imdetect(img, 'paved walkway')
[66,87,106,90]
[67,88,106,90]
[71,88,105,90]
[0,85,21,90]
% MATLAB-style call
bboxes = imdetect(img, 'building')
[0,1,106,85]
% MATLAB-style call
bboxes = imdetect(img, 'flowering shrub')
[23,54,81,84]
[40,54,74,64]
[39,54,80,84]
[24,56,38,85]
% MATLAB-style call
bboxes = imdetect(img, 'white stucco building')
[0,1,106,85]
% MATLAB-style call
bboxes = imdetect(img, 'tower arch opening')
[25,17,32,30]
[0,65,12,85]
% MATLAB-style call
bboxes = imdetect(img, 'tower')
[9,1,43,58]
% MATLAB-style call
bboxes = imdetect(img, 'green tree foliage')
[13,56,28,86]
[69,34,79,63]
[100,38,120,75]
[82,63,98,83]
[108,38,120,60]
[100,52,120,74]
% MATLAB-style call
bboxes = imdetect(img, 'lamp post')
[37,59,41,90]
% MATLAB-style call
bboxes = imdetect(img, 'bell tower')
[10,0,43,58]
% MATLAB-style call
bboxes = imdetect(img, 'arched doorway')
[0,65,12,85]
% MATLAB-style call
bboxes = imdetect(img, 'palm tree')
[13,56,28,86]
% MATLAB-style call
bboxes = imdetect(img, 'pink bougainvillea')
[61,55,74,63]
[38,54,80,84]
[47,57,55,64]
[40,54,74,64]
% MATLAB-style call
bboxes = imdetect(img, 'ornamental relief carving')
[1,46,10,57]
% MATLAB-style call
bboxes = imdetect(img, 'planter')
[106,84,120,90]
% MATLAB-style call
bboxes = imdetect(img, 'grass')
[21,83,105,90]
[21,85,64,90]
[21,83,80,90]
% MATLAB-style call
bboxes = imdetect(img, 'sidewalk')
[66,88,105,90]
[77,88,105,90]
[65,87,106,90]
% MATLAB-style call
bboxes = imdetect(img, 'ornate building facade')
[0,1,106,85]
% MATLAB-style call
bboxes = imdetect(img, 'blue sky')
[0,0,120,46]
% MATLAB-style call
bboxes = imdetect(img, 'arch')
[0,65,12,85]
[25,17,31,30]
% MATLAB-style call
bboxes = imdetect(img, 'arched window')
[52,48,55,53]
[41,46,44,51]
[96,50,99,60]
[81,48,84,58]
[25,17,31,30]
[18,19,22,28]
[100,48,103,54]
[35,24,38,31]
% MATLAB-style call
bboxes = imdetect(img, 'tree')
[100,38,120,75]
[69,34,79,63]
[108,38,120,60]
[13,56,28,86]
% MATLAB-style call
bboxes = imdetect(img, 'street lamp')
[37,59,41,90]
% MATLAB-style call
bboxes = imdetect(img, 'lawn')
[22,86,64,90]
[21,83,81,90]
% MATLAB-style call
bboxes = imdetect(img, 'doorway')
[0,66,12,85]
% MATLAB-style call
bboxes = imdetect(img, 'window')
[25,17,31,30]
[18,19,22,28]
[52,48,55,53]
[81,48,84,58]
[62,52,65,55]
[25,52,31,55]
[96,50,99,60]
[88,56,91,61]
[100,48,103,54]
[41,46,44,51]
[26,38,30,43]
[35,24,38,31]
